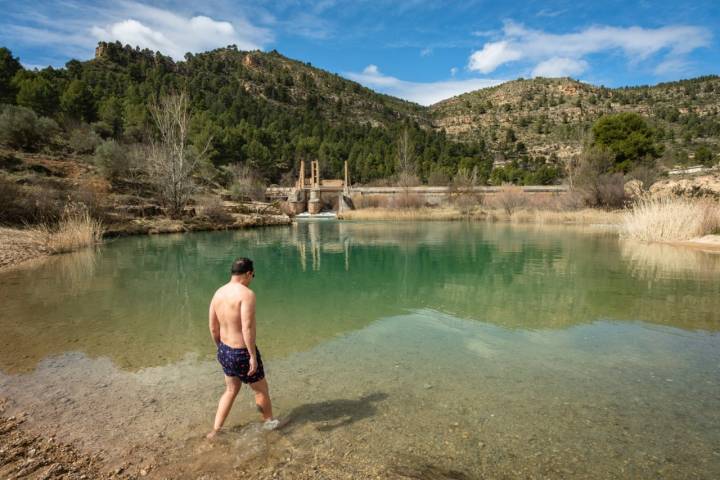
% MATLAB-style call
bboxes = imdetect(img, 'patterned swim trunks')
[216,342,265,384]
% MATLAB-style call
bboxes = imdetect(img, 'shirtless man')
[207,257,278,438]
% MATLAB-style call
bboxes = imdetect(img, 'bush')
[0,175,63,225]
[575,148,628,208]
[197,196,234,223]
[0,104,58,151]
[94,139,128,179]
[489,184,527,215]
[225,164,266,202]
[450,167,481,214]
[427,170,450,186]
[69,127,101,154]
[391,193,424,209]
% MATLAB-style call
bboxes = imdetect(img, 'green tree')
[15,75,59,116]
[97,96,124,136]
[61,79,95,120]
[591,112,660,172]
[0,47,22,104]
[694,146,715,166]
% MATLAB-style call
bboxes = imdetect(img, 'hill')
[429,76,720,166]
[2,42,478,186]
[1,42,719,188]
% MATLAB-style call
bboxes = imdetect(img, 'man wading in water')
[207,257,279,438]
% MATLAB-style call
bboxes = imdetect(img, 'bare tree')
[451,166,481,215]
[147,92,208,215]
[396,128,419,188]
[395,128,420,209]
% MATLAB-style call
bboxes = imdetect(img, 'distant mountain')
[429,76,720,164]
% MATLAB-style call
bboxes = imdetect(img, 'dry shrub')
[450,167,481,214]
[622,195,720,242]
[427,170,450,186]
[0,176,63,225]
[197,196,234,223]
[511,208,623,225]
[47,205,104,253]
[352,194,389,209]
[392,193,424,209]
[488,184,527,215]
[226,164,267,202]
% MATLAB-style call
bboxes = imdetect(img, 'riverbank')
[338,206,624,225]
[0,214,291,272]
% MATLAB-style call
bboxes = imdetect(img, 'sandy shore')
[674,234,720,252]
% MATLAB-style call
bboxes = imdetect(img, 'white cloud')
[468,40,522,73]
[420,47,432,57]
[468,20,711,77]
[450,67,458,77]
[532,57,588,77]
[90,2,271,59]
[346,64,502,105]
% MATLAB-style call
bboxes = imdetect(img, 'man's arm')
[240,291,257,359]
[209,297,220,346]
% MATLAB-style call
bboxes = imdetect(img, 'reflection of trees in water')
[287,222,720,331]
[2,222,719,373]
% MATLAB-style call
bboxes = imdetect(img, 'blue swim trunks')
[216,342,265,383]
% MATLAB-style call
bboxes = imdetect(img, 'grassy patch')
[622,196,720,242]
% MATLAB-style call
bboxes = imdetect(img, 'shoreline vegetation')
[337,192,720,251]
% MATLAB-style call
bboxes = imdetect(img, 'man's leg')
[207,375,242,438]
[249,378,273,421]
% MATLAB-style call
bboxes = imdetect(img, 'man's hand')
[248,356,258,376]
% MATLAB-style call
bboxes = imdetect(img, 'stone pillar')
[287,188,307,215]
[308,189,322,214]
[344,160,349,188]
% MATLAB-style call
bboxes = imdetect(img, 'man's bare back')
[209,282,255,349]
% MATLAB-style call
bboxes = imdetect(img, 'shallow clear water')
[1,221,719,478]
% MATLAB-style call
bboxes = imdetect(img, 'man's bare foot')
[206,429,220,439]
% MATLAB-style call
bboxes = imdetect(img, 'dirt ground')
[0,398,108,480]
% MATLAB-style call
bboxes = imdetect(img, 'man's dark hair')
[231,257,254,275]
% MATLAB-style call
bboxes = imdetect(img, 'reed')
[47,207,104,253]
[622,196,720,242]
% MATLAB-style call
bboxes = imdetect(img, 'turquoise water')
[1,221,719,478]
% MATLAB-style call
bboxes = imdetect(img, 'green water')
[1,221,719,478]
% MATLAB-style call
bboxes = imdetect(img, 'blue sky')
[1,0,718,105]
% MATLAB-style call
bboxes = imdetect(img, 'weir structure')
[272,161,568,214]
[286,160,351,215]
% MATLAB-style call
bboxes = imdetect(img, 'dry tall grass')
[0,207,103,269]
[47,207,104,253]
[622,196,720,242]
[507,208,623,225]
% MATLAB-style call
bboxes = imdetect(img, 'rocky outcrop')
[650,174,720,198]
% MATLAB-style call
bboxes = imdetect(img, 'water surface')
[1,221,719,478]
